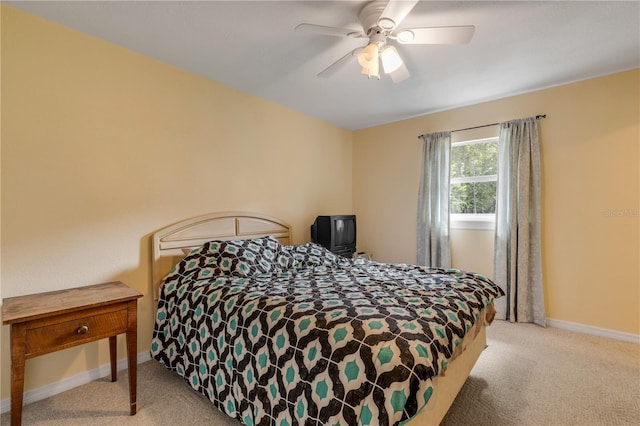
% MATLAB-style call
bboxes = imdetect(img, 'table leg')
[126,301,138,415]
[109,336,117,382]
[10,323,27,426]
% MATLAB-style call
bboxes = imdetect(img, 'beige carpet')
[2,321,639,425]
[441,321,639,426]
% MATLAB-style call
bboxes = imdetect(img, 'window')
[450,137,498,229]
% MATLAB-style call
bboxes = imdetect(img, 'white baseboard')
[0,351,151,414]
[547,318,640,344]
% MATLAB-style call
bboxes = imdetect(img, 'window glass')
[450,138,498,215]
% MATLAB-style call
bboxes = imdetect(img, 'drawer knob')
[77,325,89,335]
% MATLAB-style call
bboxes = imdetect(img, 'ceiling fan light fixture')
[357,42,379,69]
[361,69,381,79]
[381,45,403,74]
[361,59,380,79]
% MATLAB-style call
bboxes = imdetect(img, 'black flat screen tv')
[310,215,356,258]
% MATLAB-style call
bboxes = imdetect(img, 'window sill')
[451,214,495,230]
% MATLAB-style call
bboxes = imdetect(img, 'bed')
[150,212,504,425]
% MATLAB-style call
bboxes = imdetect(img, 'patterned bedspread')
[151,239,504,426]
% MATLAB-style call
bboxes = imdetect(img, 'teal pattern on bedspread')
[150,249,504,426]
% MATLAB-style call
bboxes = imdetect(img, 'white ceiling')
[7,1,640,130]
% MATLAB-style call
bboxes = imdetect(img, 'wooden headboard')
[151,211,292,300]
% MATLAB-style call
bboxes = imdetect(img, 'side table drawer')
[25,308,128,357]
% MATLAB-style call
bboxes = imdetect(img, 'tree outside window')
[450,138,498,216]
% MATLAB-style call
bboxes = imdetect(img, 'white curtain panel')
[494,117,546,326]
[417,131,451,268]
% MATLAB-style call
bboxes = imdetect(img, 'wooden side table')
[2,281,143,426]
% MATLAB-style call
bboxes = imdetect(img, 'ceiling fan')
[295,0,475,82]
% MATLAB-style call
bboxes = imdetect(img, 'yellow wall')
[353,69,639,336]
[0,5,352,398]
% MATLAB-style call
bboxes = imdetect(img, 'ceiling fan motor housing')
[367,28,387,46]
[359,1,391,34]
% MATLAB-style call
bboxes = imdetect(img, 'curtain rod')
[418,114,546,139]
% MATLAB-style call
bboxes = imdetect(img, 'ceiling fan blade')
[318,48,361,78]
[295,23,364,38]
[378,0,419,31]
[396,26,476,44]
[389,61,410,83]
